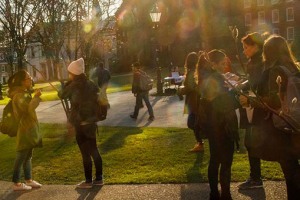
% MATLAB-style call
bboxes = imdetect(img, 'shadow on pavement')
[1,188,33,200]
[238,187,266,200]
[76,185,103,200]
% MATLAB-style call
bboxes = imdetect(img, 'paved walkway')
[0,90,287,200]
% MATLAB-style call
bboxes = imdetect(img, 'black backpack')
[0,100,19,137]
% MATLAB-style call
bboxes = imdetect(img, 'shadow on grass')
[186,152,205,182]
[76,185,103,200]
[100,127,143,154]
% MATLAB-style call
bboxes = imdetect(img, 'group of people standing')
[180,33,300,199]
[5,31,300,200]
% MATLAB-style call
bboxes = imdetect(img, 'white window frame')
[272,9,279,23]
[287,27,294,40]
[245,13,252,26]
[258,11,265,25]
[273,28,280,35]
[286,7,294,21]
[244,0,251,8]
[257,0,264,6]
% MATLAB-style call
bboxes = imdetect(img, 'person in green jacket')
[7,70,42,191]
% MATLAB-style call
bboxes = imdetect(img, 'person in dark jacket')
[8,70,43,191]
[182,52,204,152]
[130,62,154,121]
[198,50,238,200]
[238,32,265,190]
[239,35,300,199]
[59,58,103,189]
[96,62,111,107]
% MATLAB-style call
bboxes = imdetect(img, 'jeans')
[133,91,154,117]
[75,123,103,182]
[12,149,33,183]
[208,135,234,198]
[246,127,262,181]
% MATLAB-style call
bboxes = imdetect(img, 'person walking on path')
[130,62,154,121]
[238,32,265,190]
[58,58,104,189]
[8,70,43,191]
[95,62,111,107]
[198,50,238,200]
[180,52,204,152]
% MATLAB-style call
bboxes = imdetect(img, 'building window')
[286,7,294,21]
[258,11,265,24]
[287,27,294,40]
[257,0,264,6]
[271,0,279,4]
[245,13,252,26]
[273,28,280,35]
[272,9,279,23]
[244,0,251,8]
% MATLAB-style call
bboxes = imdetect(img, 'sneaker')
[189,143,204,152]
[12,183,32,191]
[93,179,104,186]
[148,116,155,121]
[76,181,93,189]
[238,178,263,190]
[25,180,42,188]
[130,114,137,119]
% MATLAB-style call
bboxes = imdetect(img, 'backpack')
[0,100,19,137]
[139,72,153,91]
[272,66,300,134]
[96,90,108,121]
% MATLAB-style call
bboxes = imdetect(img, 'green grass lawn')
[0,125,283,185]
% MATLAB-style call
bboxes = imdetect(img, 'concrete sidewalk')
[0,90,287,200]
[0,181,287,200]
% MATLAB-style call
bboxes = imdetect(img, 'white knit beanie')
[68,58,85,75]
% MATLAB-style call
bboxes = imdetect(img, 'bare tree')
[0,0,41,72]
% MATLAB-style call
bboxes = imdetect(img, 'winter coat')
[97,67,111,88]
[8,86,42,151]
[201,71,238,142]
[183,70,199,114]
[240,51,265,128]
[246,62,299,161]
[131,69,148,94]
[58,74,99,126]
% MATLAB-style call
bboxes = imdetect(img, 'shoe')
[148,116,155,121]
[130,114,137,119]
[189,143,204,152]
[93,179,104,186]
[76,181,93,189]
[25,180,42,188]
[238,178,263,189]
[12,183,32,191]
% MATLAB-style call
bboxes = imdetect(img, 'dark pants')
[208,135,234,199]
[187,113,202,143]
[279,159,300,200]
[246,127,262,181]
[75,123,103,182]
[133,91,154,117]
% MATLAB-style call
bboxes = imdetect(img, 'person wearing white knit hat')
[68,58,85,75]
[59,57,104,189]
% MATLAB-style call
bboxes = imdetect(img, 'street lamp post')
[150,4,163,95]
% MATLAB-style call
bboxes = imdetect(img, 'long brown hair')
[263,35,299,70]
